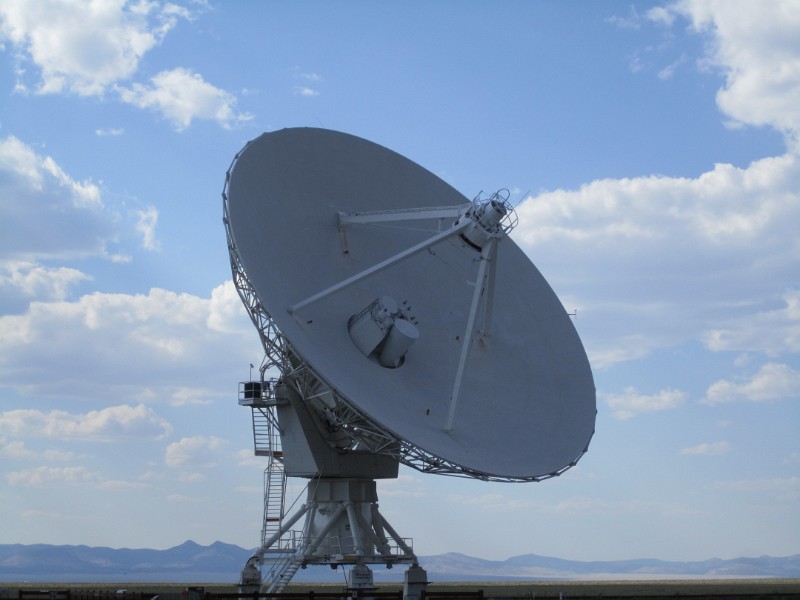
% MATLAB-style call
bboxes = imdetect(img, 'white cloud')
[95,127,124,137]
[446,493,505,507]
[166,493,200,503]
[291,67,322,97]
[7,464,152,490]
[21,508,92,522]
[165,435,228,468]
[522,2,799,369]
[646,6,677,27]
[235,448,262,468]
[0,0,189,96]
[207,280,250,334]
[134,206,160,251]
[0,404,172,441]
[680,441,731,455]
[603,387,686,420]
[587,334,659,371]
[0,2,247,130]
[295,69,322,82]
[703,362,800,404]
[515,137,799,369]
[0,437,75,461]
[658,53,688,80]
[293,86,319,97]
[169,387,215,407]
[0,135,101,208]
[7,465,99,487]
[0,135,113,262]
[666,0,800,146]
[539,496,688,516]
[377,473,428,498]
[517,153,799,251]
[98,479,152,491]
[117,67,253,130]
[606,6,644,30]
[0,285,256,401]
[0,261,90,302]
[711,476,800,493]
[704,290,800,355]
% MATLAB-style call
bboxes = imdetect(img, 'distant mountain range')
[1,541,798,583]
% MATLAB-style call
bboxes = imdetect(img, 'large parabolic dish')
[225,127,595,481]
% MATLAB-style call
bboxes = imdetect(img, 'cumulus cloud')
[0,136,102,208]
[0,261,90,303]
[169,387,216,407]
[0,135,111,262]
[711,476,800,493]
[7,465,99,487]
[207,280,250,333]
[0,285,256,400]
[657,53,688,80]
[0,2,249,129]
[0,404,173,441]
[117,67,253,130]
[293,86,319,97]
[134,206,160,251]
[0,130,155,309]
[646,6,677,27]
[515,2,800,369]
[606,6,646,30]
[6,464,151,490]
[704,290,800,355]
[603,387,686,420]
[0,437,75,461]
[235,448,263,468]
[0,0,189,96]
[665,0,800,145]
[95,128,124,137]
[539,496,688,516]
[165,435,228,468]
[680,441,731,455]
[291,67,322,97]
[293,68,322,83]
[516,153,800,270]
[703,362,800,404]
[98,479,152,491]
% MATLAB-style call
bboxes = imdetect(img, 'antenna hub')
[348,296,419,368]
[457,189,517,249]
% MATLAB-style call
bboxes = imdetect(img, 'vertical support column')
[403,564,428,600]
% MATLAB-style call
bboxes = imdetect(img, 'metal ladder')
[260,420,291,592]
[238,381,291,591]
[261,455,286,547]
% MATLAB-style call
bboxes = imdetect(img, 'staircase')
[262,551,303,594]
[252,406,276,456]
[238,380,293,591]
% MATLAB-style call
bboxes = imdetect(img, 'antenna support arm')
[289,219,471,315]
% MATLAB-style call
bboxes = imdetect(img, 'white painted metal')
[288,218,471,315]
[445,238,496,432]
[338,204,470,225]
[225,127,595,481]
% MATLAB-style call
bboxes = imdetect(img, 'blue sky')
[0,0,798,565]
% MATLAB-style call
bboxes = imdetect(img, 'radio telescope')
[223,128,595,594]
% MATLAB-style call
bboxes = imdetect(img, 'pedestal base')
[403,564,429,600]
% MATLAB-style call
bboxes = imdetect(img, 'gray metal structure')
[223,128,595,593]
